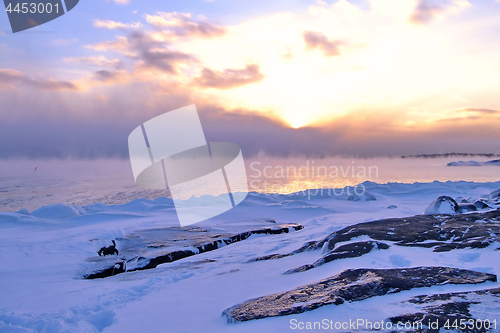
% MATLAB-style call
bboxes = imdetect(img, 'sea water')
[0,156,499,212]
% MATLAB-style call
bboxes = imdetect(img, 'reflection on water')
[244,156,500,194]
[0,156,499,211]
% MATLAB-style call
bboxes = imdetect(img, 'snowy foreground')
[1,181,500,333]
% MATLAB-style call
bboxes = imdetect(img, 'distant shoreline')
[401,153,500,159]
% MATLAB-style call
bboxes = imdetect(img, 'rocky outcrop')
[130,223,304,271]
[490,188,500,201]
[295,209,500,255]
[83,223,303,278]
[247,253,292,262]
[424,188,500,215]
[223,267,496,323]
[347,190,376,201]
[473,199,491,210]
[389,287,500,333]
[458,203,478,213]
[283,241,389,274]
[424,196,459,215]
[82,258,126,279]
[259,209,500,274]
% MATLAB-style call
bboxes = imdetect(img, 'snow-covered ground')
[1,180,500,332]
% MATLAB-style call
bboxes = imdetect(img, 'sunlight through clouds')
[174,0,484,127]
[2,0,500,158]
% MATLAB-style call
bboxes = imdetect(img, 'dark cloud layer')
[94,70,120,82]
[303,31,344,57]
[127,31,196,74]
[92,31,196,74]
[2,91,500,159]
[194,64,264,89]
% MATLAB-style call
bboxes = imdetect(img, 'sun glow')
[171,0,500,128]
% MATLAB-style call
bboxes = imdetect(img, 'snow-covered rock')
[283,241,390,274]
[424,196,458,215]
[286,208,500,260]
[473,199,491,209]
[490,188,500,201]
[30,204,80,219]
[223,267,496,323]
[347,190,376,201]
[82,258,126,279]
[390,287,500,329]
[91,223,304,274]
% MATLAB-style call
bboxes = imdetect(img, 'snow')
[424,196,458,215]
[31,204,81,219]
[347,190,376,201]
[1,180,500,332]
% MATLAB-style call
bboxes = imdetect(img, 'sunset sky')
[1,0,500,158]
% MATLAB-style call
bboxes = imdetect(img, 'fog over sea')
[1,156,499,212]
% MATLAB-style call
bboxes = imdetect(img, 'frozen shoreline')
[2,156,500,212]
[1,180,500,332]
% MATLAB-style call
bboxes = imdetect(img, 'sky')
[1,0,500,158]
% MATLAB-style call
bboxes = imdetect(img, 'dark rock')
[217,269,240,275]
[223,267,496,323]
[473,199,491,210]
[291,240,318,254]
[284,241,389,274]
[277,209,500,274]
[389,287,500,333]
[296,209,500,255]
[83,259,126,279]
[133,249,197,271]
[458,203,478,213]
[116,223,303,273]
[424,196,459,215]
[387,205,398,209]
[247,253,292,262]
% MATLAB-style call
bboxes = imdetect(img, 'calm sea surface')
[0,156,499,212]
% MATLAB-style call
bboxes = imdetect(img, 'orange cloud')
[303,31,345,57]
[194,64,264,89]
